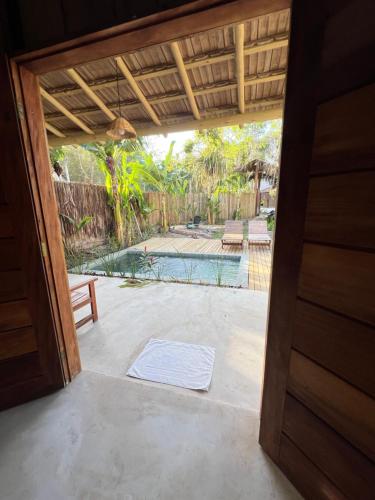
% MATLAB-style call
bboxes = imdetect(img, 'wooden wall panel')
[293,300,375,398]
[298,243,375,325]
[288,350,375,462]
[311,83,375,174]
[305,171,375,249]
[283,395,374,500]
[279,434,345,500]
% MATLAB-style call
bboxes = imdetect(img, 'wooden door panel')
[305,171,375,249]
[0,327,37,361]
[279,434,346,500]
[298,243,375,325]
[288,350,375,462]
[293,300,375,397]
[0,51,65,409]
[283,395,374,500]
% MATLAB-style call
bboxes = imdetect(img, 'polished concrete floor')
[74,277,268,410]
[0,278,301,499]
[0,372,300,500]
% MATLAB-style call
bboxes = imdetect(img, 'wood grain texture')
[283,395,375,500]
[20,0,291,74]
[18,65,81,380]
[311,83,375,174]
[288,350,375,462]
[0,300,31,332]
[0,238,21,270]
[305,171,375,249]
[298,243,375,325]
[259,0,325,460]
[318,1,375,103]
[279,434,345,500]
[293,300,375,398]
[0,327,37,361]
[0,51,65,408]
[0,352,42,388]
[0,271,26,302]
[0,206,14,237]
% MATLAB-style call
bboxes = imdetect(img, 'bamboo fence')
[54,181,256,245]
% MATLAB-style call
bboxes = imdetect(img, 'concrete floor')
[74,276,268,410]
[0,277,301,499]
[0,372,300,500]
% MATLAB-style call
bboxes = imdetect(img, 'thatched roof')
[41,9,290,147]
[234,159,278,182]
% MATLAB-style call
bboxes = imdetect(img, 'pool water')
[91,251,245,287]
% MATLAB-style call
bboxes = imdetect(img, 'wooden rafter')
[45,121,66,138]
[48,100,283,147]
[46,34,289,98]
[44,70,286,122]
[235,24,245,114]
[40,87,94,135]
[114,56,161,126]
[66,68,116,121]
[170,41,200,120]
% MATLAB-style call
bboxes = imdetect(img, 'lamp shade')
[106,117,137,140]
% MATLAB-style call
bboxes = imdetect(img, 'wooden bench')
[70,277,98,329]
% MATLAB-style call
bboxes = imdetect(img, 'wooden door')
[260,1,375,498]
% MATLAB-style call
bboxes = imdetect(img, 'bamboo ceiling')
[41,8,290,147]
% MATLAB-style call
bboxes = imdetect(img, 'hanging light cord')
[115,59,122,117]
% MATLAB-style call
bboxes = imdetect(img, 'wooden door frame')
[9,0,293,387]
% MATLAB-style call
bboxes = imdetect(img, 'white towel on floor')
[127,339,215,391]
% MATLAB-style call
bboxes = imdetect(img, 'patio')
[73,275,269,410]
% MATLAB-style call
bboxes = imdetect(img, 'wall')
[3,0,224,53]
[260,1,375,498]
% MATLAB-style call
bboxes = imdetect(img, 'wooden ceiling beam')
[45,71,285,121]
[40,87,94,135]
[170,41,200,120]
[45,121,66,138]
[47,103,283,147]
[66,68,116,121]
[46,34,289,99]
[235,24,245,114]
[115,56,161,126]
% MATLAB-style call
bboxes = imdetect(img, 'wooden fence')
[54,181,256,244]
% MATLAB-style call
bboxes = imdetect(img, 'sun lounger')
[221,220,244,248]
[248,220,271,246]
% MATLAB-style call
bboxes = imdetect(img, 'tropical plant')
[60,214,93,233]
[84,139,144,246]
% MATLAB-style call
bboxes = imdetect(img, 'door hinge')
[41,241,48,258]
[17,101,25,121]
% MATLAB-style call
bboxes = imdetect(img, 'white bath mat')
[127,339,215,391]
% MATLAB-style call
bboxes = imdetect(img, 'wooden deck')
[130,237,243,255]
[248,244,272,292]
[128,237,271,291]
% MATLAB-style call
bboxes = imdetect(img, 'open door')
[0,53,75,409]
[260,1,375,498]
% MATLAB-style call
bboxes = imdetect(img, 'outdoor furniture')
[186,215,201,229]
[248,220,272,246]
[221,220,244,248]
[70,277,98,329]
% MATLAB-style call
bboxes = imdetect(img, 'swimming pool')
[85,250,248,287]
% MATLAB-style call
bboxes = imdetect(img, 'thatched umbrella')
[234,159,278,215]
